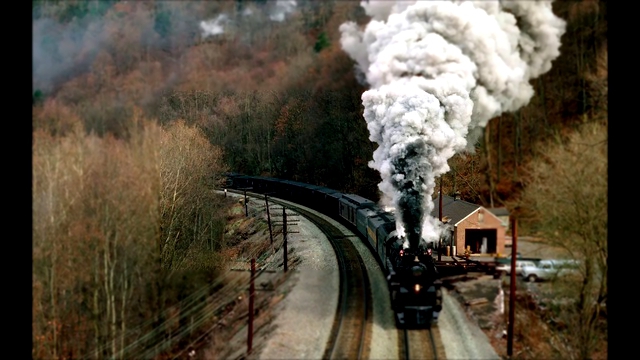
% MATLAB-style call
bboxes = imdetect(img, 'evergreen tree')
[314,31,330,53]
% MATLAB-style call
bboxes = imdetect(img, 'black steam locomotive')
[225,174,442,327]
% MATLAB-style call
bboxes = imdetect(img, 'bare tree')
[159,120,228,269]
[33,111,232,358]
[514,120,607,359]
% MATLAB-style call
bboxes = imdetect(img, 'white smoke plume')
[32,16,110,93]
[200,14,229,38]
[339,0,566,250]
[269,0,297,22]
[200,1,297,38]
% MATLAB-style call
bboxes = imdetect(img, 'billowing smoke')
[33,16,110,93]
[269,0,297,22]
[200,14,229,38]
[340,1,566,251]
[200,1,298,38]
[32,1,300,93]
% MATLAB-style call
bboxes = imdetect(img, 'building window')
[478,209,484,223]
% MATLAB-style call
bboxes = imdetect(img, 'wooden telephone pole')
[507,217,518,357]
[238,187,253,217]
[247,258,255,354]
[438,179,443,261]
[264,193,275,245]
[270,205,299,272]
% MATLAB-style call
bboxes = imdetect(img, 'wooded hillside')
[33,0,606,205]
[32,1,607,358]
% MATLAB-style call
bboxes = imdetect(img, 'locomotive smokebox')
[408,231,421,253]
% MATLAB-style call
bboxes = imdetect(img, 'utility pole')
[283,208,288,272]
[507,217,518,357]
[247,258,255,355]
[264,193,275,245]
[238,187,253,217]
[438,178,443,261]
[271,206,299,273]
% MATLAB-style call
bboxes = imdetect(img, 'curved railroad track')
[232,189,374,359]
[273,200,374,360]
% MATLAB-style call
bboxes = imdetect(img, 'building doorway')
[464,229,497,254]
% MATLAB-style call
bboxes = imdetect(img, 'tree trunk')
[110,254,117,358]
[50,261,58,359]
[120,259,129,358]
[103,248,111,358]
[93,263,101,359]
[537,78,547,130]
[451,164,456,195]
[496,117,501,183]
[483,126,495,208]
[513,112,520,178]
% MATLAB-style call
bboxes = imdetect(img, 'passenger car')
[520,259,580,282]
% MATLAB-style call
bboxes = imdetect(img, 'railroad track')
[275,201,373,360]
[229,189,373,359]
[399,326,446,360]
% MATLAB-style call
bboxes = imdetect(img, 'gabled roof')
[430,194,481,226]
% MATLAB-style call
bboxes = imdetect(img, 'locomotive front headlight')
[414,284,421,293]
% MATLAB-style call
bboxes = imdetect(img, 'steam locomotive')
[225,174,442,327]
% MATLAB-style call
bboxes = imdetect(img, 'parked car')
[520,259,580,282]
[496,259,540,276]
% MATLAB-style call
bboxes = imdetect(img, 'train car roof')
[361,207,396,223]
[251,175,282,182]
[279,179,323,190]
[315,186,342,195]
[226,175,342,198]
[340,193,375,206]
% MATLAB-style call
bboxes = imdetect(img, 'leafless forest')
[32,1,607,359]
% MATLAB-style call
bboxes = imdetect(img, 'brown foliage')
[33,123,158,358]
[507,120,607,359]
[33,0,608,206]
[33,99,84,136]
[33,114,231,358]
[159,119,229,270]
[31,1,608,357]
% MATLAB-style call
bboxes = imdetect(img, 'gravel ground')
[253,198,500,360]
[257,210,340,359]
[439,286,500,360]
